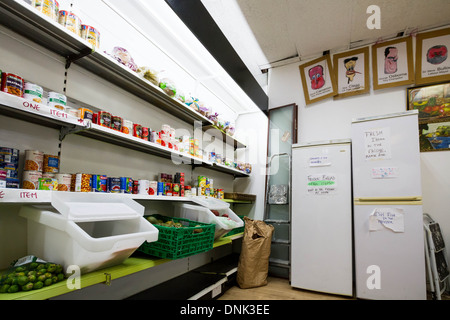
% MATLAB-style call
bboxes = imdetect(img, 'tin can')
[6,178,20,189]
[150,131,158,143]
[164,182,173,196]
[0,147,19,164]
[79,108,94,123]
[38,177,58,191]
[32,0,58,21]
[141,127,150,141]
[111,116,123,131]
[42,173,55,179]
[172,183,180,196]
[0,170,6,189]
[48,92,66,111]
[157,182,164,196]
[65,107,79,118]
[161,124,170,135]
[23,82,43,103]
[133,124,142,138]
[120,177,133,194]
[148,181,157,196]
[43,154,60,173]
[24,150,44,172]
[92,174,107,192]
[138,179,150,195]
[132,180,139,194]
[107,177,121,193]
[217,189,224,199]
[1,73,24,97]
[94,111,111,128]
[55,173,71,191]
[22,171,42,190]
[122,120,133,135]
[81,25,100,49]
[74,173,91,192]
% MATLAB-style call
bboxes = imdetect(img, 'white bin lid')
[51,192,145,222]
[188,196,230,210]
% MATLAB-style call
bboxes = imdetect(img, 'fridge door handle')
[354,196,422,202]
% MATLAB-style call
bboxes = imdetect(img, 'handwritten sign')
[364,127,392,161]
[371,167,399,179]
[309,156,331,167]
[307,174,337,195]
[369,208,404,232]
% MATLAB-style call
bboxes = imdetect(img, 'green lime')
[57,273,65,282]
[0,284,10,293]
[29,262,38,270]
[37,274,46,282]
[33,281,43,290]
[7,285,19,293]
[17,276,28,286]
[46,264,56,273]
[28,275,36,283]
[44,278,52,286]
[22,283,34,292]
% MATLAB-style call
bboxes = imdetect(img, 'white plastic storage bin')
[19,192,159,274]
[173,197,244,240]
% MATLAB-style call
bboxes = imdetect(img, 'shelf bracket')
[59,122,90,141]
[65,47,94,69]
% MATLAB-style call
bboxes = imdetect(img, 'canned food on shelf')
[120,177,133,194]
[142,127,150,141]
[92,174,107,193]
[23,82,43,103]
[24,150,44,172]
[148,181,157,196]
[0,170,6,189]
[22,170,43,190]
[48,92,67,111]
[94,111,112,128]
[79,108,94,123]
[55,173,71,191]
[111,116,123,131]
[72,173,91,192]
[1,73,24,97]
[43,154,60,173]
[107,177,121,193]
[6,178,20,189]
[122,120,133,135]
[65,107,79,118]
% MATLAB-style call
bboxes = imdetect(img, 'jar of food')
[1,73,24,97]
[32,0,58,21]
[23,82,43,103]
[58,10,82,36]
[81,25,101,49]
[48,92,67,111]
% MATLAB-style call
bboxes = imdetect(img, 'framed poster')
[299,55,337,105]
[415,28,450,85]
[333,47,370,99]
[372,37,415,90]
[407,82,450,123]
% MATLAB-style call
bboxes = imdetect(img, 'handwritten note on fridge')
[369,208,404,232]
[309,155,331,167]
[307,174,337,195]
[371,167,399,179]
[364,127,392,161]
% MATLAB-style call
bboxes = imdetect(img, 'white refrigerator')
[291,139,353,297]
[352,110,426,300]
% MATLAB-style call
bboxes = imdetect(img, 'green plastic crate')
[223,215,246,237]
[138,214,215,260]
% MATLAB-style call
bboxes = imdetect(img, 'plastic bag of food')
[0,255,65,293]
[159,78,177,97]
[109,47,138,72]
[137,66,160,86]
[176,90,186,103]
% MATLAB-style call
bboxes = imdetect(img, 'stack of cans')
[0,147,20,188]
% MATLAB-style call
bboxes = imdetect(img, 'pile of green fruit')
[0,262,65,294]
[146,215,203,233]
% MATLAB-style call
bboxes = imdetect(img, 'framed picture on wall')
[333,47,370,99]
[372,37,415,90]
[418,120,450,152]
[407,82,450,123]
[299,54,337,105]
[415,28,450,85]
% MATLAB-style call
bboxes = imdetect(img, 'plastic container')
[173,197,244,240]
[138,214,215,259]
[19,192,159,274]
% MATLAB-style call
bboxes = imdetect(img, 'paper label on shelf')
[309,155,331,167]
[306,173,337,195]
[364,127,392,161]
[369,208,404,232]
[371,167,399,179]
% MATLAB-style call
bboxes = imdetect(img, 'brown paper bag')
[237,217,274,289]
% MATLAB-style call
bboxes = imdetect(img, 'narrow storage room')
[1,0,450,306]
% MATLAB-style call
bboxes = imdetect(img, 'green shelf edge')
[0,233,242,300]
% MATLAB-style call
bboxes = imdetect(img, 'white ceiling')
[202,0,450,92]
